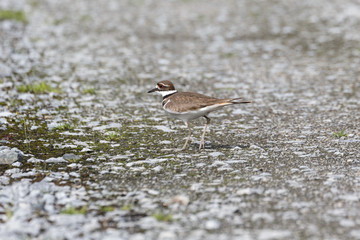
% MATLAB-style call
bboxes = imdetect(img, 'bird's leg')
[199,116,211,150]
[181,121,191,150]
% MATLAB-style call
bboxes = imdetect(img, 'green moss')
[121,205,133,211]
[79,15,92,23]
[1,117,80,160]
[17,81,61,94]
[105,131,120,141]
[82,88,96,95]
[1,115,170,169]
[215,87,235,91]
[221,52,235,58]
[0,10,27,23]
[67,156,83,163]
[52,123,74,131]
[8,99,23,108]
[53,17,68,25]
[29,0,40,7]
[61,205,87,215]
[100,206,115,212]
[152,213,173,222]
[5,208,13,220]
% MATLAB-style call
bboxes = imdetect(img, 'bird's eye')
[158,84,163,88]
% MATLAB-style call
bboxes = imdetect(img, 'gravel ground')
[0,0,360,239]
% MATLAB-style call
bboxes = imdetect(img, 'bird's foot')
[199,140,205,150]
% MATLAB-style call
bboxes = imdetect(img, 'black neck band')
[162,92,177,100]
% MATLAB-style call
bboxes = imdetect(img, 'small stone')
[190,183,202,191]
[45,157,68,163]
[0,149,23,165]
[129,233,146,240]
[0,176,10,185]
[0,63,11,77]
[147,189,159,196]
[158,231,176,240]
[12,162,22,167]
[258,230,291,240]
[0,117,8,124]
[0,111,13,117]
[62,153,81,161]
[209,152,224,157]
[204,219,221,230]
[81,147,92,152]
[152,166,163,172]
[350,230,360,238]
[27,157,44,163]
[340,219,355,227]
[237,187,263,196]
[168,195,190,206]
[30,125,40,130]
[236,188,252,196]
[0,146,10,151]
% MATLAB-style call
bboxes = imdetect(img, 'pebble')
[204,219,221,230]
[27,157,44,163]
[158,231,177,240]
[63,153,81,161]
[0,111,13,117]
[0,63,12,76]
[167,195,190,206]
[0,147,23,165]
[208,152,224,158]
[45,157,68,163]
[258,230,292,240]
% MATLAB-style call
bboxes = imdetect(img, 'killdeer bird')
[148,80,251,150]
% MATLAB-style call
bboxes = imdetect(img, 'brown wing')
[165,92,226,112]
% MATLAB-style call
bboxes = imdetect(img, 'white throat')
[157,90,177,98]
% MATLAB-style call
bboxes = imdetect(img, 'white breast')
[163,103,230,122]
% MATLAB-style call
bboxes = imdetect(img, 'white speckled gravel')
[0,0,359,239]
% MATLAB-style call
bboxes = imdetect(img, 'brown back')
[164,92,229,112]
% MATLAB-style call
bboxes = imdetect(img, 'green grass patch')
[17,81,61,94]
[121,205,133,211]
[5,208,13,220]
[0,10,27,23]
[61,205,87,215]
[333,130,347,138]
[152,213,173,222]
[8,99,23,108]
[100,206,115,212]
[53,123,74,131]
[82,88,96,95]
[105,131,120,141]
[221,52,235,58]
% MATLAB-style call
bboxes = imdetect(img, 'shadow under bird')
[148,80,251,150]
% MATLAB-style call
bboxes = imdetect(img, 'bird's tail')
[228,98,252,104]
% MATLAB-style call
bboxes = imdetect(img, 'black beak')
[148,88,157,93]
